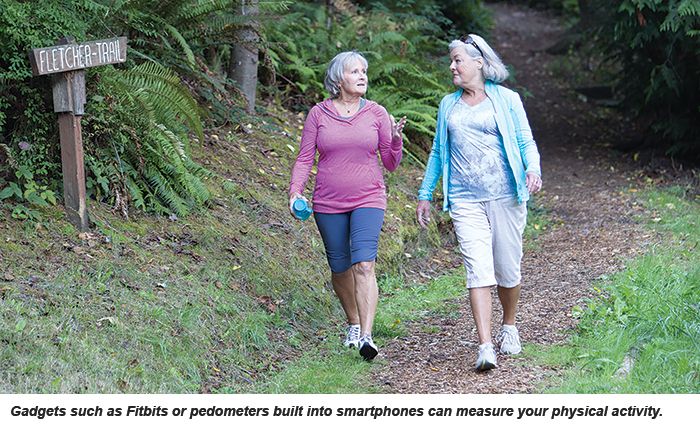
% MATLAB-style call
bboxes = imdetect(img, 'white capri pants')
[449,196,527,289]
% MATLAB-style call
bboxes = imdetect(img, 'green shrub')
[263,1,490,157]
[590,0,700,159]
[0,0,230,217]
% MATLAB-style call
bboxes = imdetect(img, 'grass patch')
[0,105,439,393]
[251,342,376,394]
[248,271,466,393]
[374,273,464,339]
[524,195,551,249]
[533,187,700,393]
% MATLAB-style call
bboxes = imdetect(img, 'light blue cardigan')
[418,80,541,211]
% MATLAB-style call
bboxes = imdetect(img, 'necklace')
[338,98,360,114]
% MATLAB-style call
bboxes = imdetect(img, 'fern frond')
[114,62,204,142]
[164,23,196,69]
[678,0,700,17]
[145,165,189,216]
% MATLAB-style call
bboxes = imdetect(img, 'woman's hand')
[526,172,542,194]
[416,200,431,229]
[390,114,407,140]
[289,192,307,217]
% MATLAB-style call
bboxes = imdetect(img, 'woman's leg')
[488,197,527,326]
[488,197,527,355]
[314,212,357,324]
[351,261,378,336]
[450,201,499,369]
[332,269,358,325]
[348,208,385,338]
[450,201,497,337]
[470,285,495,344]
[497,284,521,326]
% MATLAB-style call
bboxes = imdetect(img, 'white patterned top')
[447,98,516,203]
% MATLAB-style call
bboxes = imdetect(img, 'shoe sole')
[359,343,378,361]
[476,360,497,371]
[344,341,359,349]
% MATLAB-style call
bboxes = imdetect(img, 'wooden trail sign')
[29,37,127,76]
[29,36,127,231]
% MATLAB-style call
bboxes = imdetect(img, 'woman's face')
[339,58,368,97]
[449,46,483,88]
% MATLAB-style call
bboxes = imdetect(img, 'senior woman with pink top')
[289,51,406,361]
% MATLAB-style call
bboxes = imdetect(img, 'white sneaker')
[497,325,522,355]
[359,335,378,361]
[343,324,361,348]
[475,342,497,371]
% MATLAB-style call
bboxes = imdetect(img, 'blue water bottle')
[292,198,312,221]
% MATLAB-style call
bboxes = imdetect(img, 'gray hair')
[448,34,509,83]
[323,51,368,98]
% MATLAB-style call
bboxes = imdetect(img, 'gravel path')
[371,2,653,393]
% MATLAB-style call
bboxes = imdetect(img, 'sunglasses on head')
[460,35,484,57]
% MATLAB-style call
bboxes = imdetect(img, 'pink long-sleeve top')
[289,98,403,213]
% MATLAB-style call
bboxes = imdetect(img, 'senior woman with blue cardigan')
[416,34,542,371]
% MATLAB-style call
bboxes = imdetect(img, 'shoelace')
[500,328,519,347]
[347,325,360,341]
[479,343,494,354]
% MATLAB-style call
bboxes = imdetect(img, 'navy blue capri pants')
[314,207,385,274]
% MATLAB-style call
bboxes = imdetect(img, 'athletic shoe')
[359,335,378,361]
[344,324,361,349]
[475,342,497,371]
[497,324,522,355]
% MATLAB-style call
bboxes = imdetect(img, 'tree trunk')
[206,46,218,72]
[229,0,259,114]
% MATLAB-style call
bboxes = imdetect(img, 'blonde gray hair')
[448,34,509,83]
[324,51,368,98]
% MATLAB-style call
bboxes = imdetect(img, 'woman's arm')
[377,106,403,172]
[417,97,446,201]
[417,138,442,201]
[510,93,541,177]
[288,107,320,196]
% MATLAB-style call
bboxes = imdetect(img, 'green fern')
[82,59,212,217]
[164,23,196,69]
[264,2,453,159]
[145,164,190,216]
[110,62,204,142]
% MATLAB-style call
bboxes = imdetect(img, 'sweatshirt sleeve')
[417,134,442,201]
[511,93,541,177]
[418,96,448,201]
[376,105,403,172]
[288,107,319,196]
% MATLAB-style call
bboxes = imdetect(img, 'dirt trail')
[372,2,652,393]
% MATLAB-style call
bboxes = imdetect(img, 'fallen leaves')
[256,295,282,314]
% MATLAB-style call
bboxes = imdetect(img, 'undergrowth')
[532,186,700,393]
[0,104,442,393]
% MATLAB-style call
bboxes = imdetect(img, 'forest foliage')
[0,0,488,219]
[0,0,698,221]
[527,0,700,159]
[593,0,700,158]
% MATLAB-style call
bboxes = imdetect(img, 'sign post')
[29,36,127,231]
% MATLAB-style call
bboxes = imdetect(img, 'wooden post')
[52,38,88,231]
[29,36,127,231]
[57,112,88,230]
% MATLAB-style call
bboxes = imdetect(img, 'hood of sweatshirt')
[316,98,379,124]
